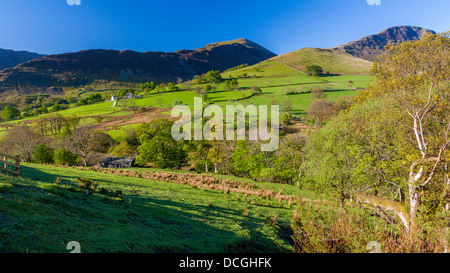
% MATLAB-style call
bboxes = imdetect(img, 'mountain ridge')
[0,25,439,97]
[0,39,276,96]
[0,49,45,71]
[331,26,436,61]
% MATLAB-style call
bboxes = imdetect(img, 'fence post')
[3,156,8,176]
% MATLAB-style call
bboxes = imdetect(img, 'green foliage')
[78,93,103,105]
[32,143,54,164]
[108,141,135,157]
[0,106,20,121]
[136,119,187,168]
[54,148,79,166]
[251,86,262,95]
[167,82,179,92]
[117,89,135,98]
[224,63,248,72]
[231,141,265,179]
[48,104,68,113]
[204,70,223,84]
[305,65,323,77]
[192,74,205,85]
[76,177,99,192]
[281,113,291,126]
[138,82,156,93]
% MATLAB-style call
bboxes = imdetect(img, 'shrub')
[291,203,447,253]
[32,143,54,164]
[54,148,79,166]
[251,86,262,95]
[76,178,98,192]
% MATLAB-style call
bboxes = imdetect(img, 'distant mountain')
[332,26,436,61]
[0,49,45,70]
[269,47,373,75]
[0,38,276,96]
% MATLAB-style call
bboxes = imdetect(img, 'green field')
[0,163,330,253]
[0,59,374,141]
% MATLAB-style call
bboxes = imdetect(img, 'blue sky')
[0,0,449,55]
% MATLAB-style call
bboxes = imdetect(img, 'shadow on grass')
[15,165,292,253]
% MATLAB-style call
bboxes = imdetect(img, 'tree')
[135,119,186,168]
[117,89,135,98]
[231,141,265,180]
[187,140,213,172]
[204,70,222,84]
[348,81,354,89]
[281,100,294,113]
[108,141,135,157]
[0,106,20,121]
[311,88,327,100]
[306,99,336,126]
[261,133,306,185]
[156,98,164,107]
[232,79,239,91]
[54,148,79,166]
[360,32,450,230]
[184,82,193,91]
[67,126,113,167]
[32,143,54,164]
[193,75,205,85]
[128,102,139,114]
[0,125,41,162]
[224,80,233,91]
[204,84,212,93]
[252,86,262,95]
[305,32,450,233]
[168,82,179,92]
[305,65,323,77]
[49,104,62,112]
[193,86,207,96]
[139,82,156,93]
[66,115,81,130]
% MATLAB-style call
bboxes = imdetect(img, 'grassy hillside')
[269,48,373,75]
[0,163,332,253]
[0,55,374,141]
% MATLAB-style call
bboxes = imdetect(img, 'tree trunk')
[408,163,425,229]
[408,182,421,221]
[357,192,410,232]
[444,164,449,253]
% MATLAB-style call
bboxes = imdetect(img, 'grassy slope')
[269,48,373,75]
[0,163,328,253]
[220,61,373,116]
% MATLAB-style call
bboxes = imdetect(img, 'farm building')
[99,157,135,168]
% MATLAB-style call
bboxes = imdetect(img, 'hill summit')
[332,26,436,61]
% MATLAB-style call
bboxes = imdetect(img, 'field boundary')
[0,153,21,177]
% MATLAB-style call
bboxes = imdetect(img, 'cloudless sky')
[0,0,449,55]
